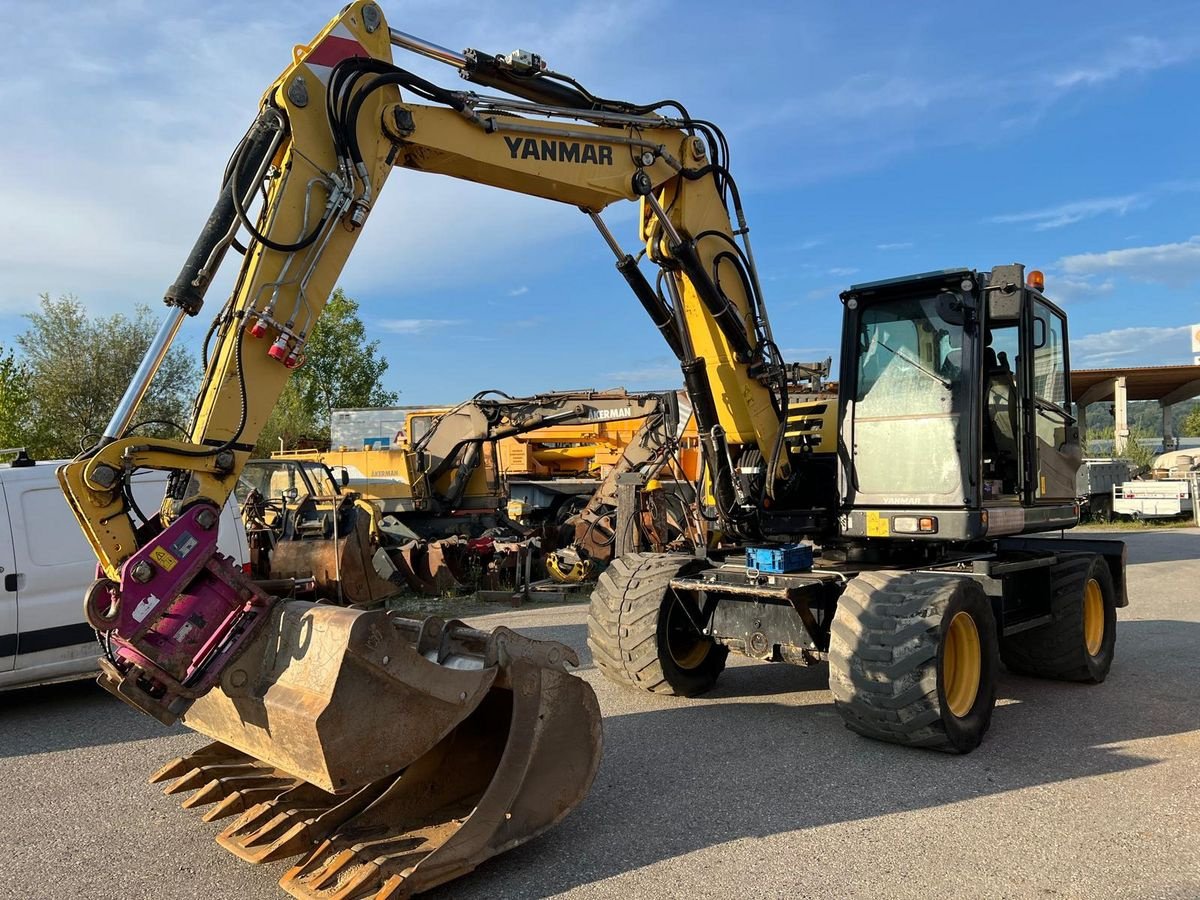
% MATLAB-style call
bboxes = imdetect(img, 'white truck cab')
[0,451,250,690]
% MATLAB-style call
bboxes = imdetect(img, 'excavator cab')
[838,264,1082,542]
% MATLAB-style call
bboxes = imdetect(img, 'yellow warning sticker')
[150,547,178,572]
[866,511,890,537]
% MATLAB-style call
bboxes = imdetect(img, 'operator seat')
[984,346,1020,490]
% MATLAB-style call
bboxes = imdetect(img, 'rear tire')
[828,571,999,754]
[587,552,728,696]
[1000,554,1116,683]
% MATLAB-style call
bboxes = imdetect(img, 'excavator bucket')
[151,602,601,897]
[270,505,402,607]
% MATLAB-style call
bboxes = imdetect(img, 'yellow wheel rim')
[666,597,710,670]
[1082,578,1105,656]
[943,611,982,718]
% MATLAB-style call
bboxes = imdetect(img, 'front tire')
[587,552,728,696]
[828,571,999,753]
[1000,554,1116,683]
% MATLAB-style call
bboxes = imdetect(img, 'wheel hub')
[944,611,982,718]
[1082,577,1105,656]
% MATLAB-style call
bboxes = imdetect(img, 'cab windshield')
[852,295,969,499]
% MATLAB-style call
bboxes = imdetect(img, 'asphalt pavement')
[2,528,1197,899]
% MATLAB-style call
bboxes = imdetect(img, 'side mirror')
[332,466,350,487]
[282,487,299,503]
[987,288,1022,324]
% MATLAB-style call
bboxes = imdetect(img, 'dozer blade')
[157,602,601,897]
[271,506,402,608]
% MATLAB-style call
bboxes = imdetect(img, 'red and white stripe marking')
[302,23,370,85]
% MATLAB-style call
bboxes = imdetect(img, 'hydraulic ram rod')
[388,28,466,68]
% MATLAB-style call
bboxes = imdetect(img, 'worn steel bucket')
[268,505,402,608]
[152,602,602,897]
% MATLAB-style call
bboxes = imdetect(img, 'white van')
[0,453,250,690]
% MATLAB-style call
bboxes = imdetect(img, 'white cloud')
[876,242,913,251]
[604,360,683,387]
[1042,277,1116,304]
[827,266,858,277]
[376,318,463,334]
[1071,325,1192,367]
[508,286,530,297]
[1057,237,1200,287]
[1052,36,1187,89]
[988,195,1145,231]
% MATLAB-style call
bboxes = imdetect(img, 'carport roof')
[1072,364,1200,404]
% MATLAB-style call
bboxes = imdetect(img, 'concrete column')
[1113,376,1128,455]
[1162,402,1176,451]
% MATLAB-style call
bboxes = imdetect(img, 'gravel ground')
[2,528,1197,899]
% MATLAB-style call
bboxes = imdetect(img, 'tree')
[1182,406,1200,438]
[253,289,398,454]
[295,290,398,422]
[0,343,35,450]
[17,294,197,457]
[255,380,320,455]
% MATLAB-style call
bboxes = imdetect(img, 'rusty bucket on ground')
[269,504,402,608]
[153,602,602,898]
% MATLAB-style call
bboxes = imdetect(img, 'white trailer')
[1112,479,1193,520]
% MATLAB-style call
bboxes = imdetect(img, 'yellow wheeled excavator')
[58,3,1127,897]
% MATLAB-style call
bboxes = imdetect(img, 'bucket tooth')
[219,802,331,864]
[181,771,299,810]
[202,783,298,822]
[150,742,248,783]
[153,741,303,819]
[215,777,389,864]
[167,762,263,795]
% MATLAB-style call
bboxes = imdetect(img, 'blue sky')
[3,1,1199,404]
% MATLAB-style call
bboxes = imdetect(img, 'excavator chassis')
[151,602,602,898]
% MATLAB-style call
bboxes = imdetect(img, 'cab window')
[1032,301,1067,410]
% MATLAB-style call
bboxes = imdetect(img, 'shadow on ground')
[0,678,177,757]
[4,610,1196,898]
[431,616,1200,898]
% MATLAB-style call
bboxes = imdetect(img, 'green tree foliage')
[253,289,398,454]
[16,294,197,458]
[1182,406,1200,438]
[0,343,35,450]
[255,380,320,456]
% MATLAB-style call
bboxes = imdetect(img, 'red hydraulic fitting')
[248,319,268,339]
[284,351,304,369]
[267,335,290,361]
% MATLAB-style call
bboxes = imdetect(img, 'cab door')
[1026,299,1080,501]
[0,484,18,671]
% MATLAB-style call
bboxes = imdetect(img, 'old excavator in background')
[57,3,1126,897]
[242,388,689,598]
